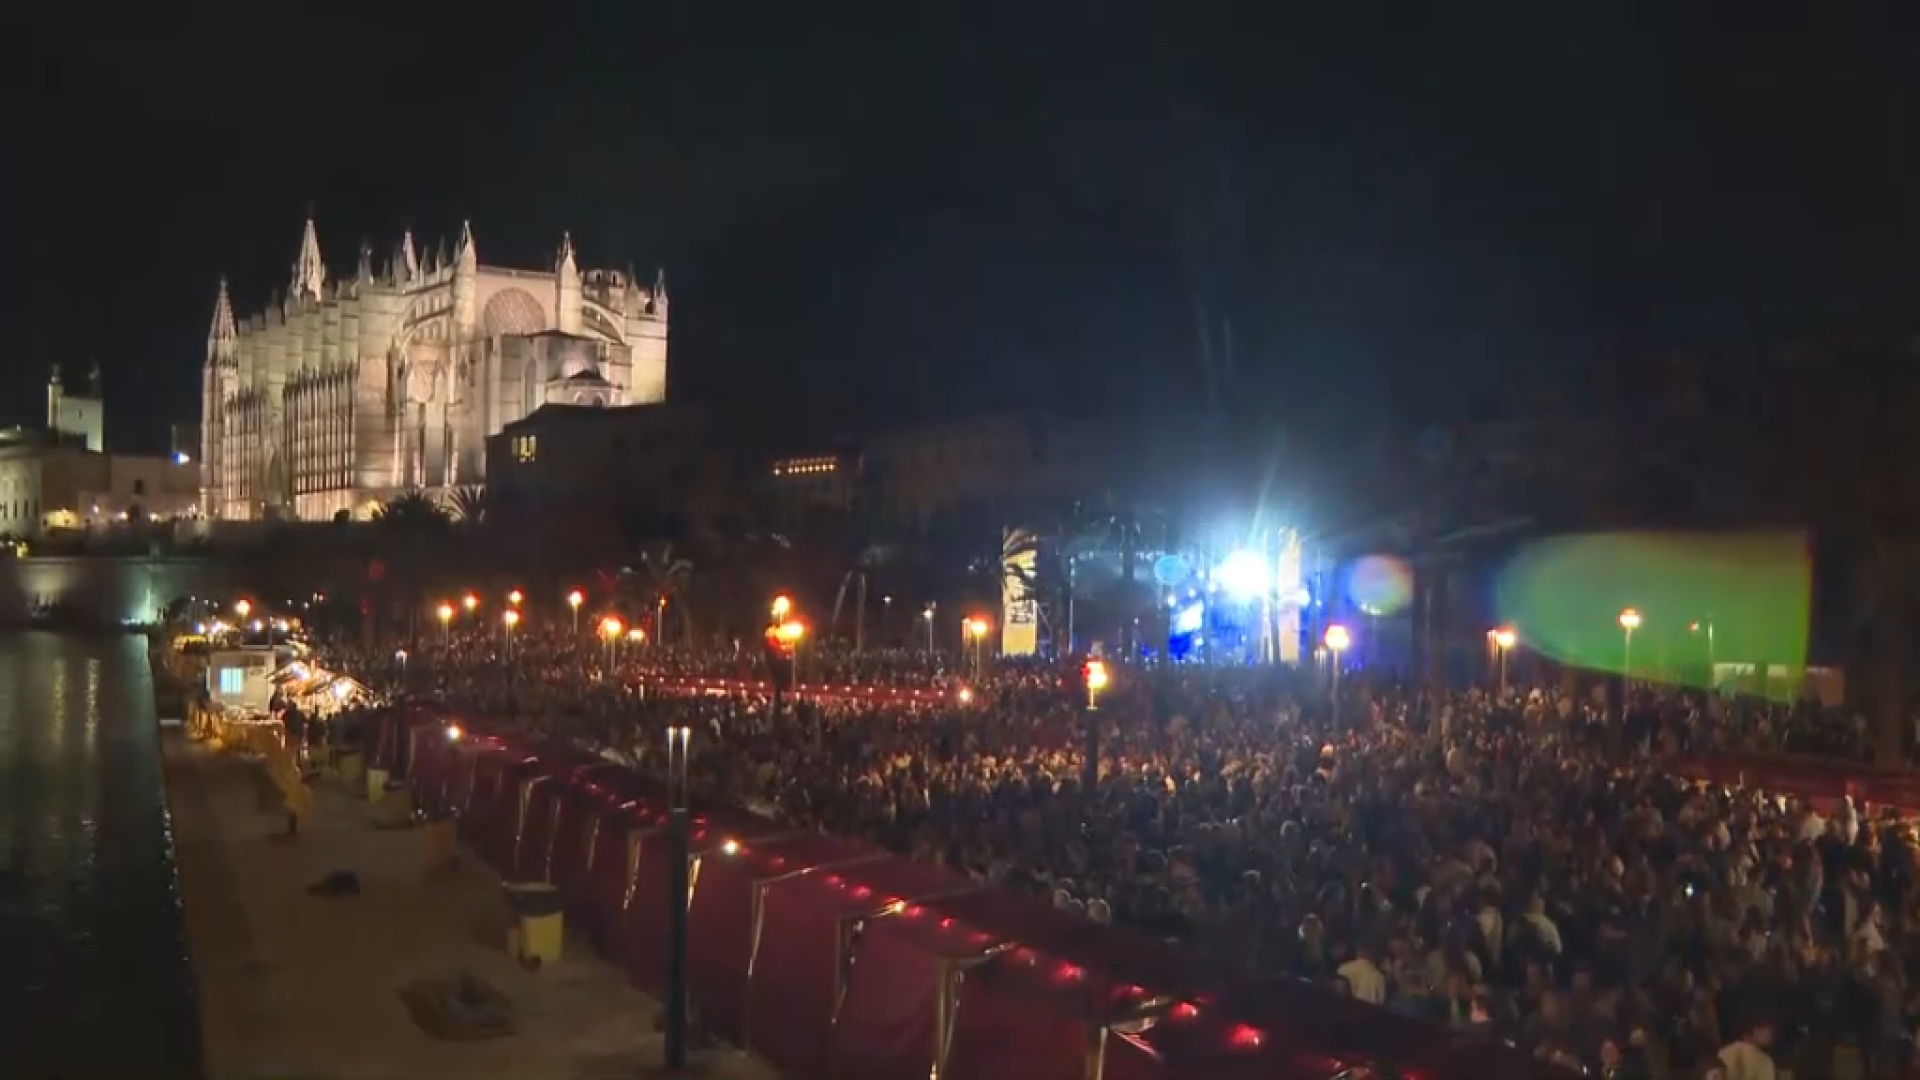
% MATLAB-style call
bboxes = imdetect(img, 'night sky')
[10,2,1918,454]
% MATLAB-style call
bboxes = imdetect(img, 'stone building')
[200,214,669,521]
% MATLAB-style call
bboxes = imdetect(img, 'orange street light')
[1489,626,1517,692]
[627,628,646,643]
[234,598,252,619]
[775,620,806,645]
[600,616,624,640]
[771,595,792,621]
[1323,624,1351,653]
[502,609,520,629]
[567,589,584,633]
[462,593,478,613]
[1619,607,1641,679]
[436,602,455,624]
[507,589,524,606]
[1084,658,1109,698]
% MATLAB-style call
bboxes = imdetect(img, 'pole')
[1082,699,1099,794]
[1498,647,1508,695]
[1331,656,1342,721]
[665,725,691,1070]
[1623,628,1633,682]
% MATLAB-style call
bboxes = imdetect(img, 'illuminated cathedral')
[200,214,668,520]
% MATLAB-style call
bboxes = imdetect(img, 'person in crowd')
[314,617,1920,1079]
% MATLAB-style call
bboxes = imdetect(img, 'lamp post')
[777,620,806,686]
[1082,659,1109,793]
[567,589,583,634]
[1618,608,1642,681]
[922,603,936,658]
[1691,619,1716,683]
[436,602,454,644]
[965,616,989,680]
[599,616,623,674]
[502,608,520,661]
[235,599,252,645]
[462,593,478,615]
[507,588,524,608]
[1490,626,1517,695]
[664,723,693,1072]
[771,594,792,623]
[1324,624,1351,720]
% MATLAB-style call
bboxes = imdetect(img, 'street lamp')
[771,594,792,622]
[462,593,478,614]
[436,602,454,643]
[507,589,524,607]
[965,616,989,680]
[1324,624,1351,719]
[502,608,520,660]
[1690,619,1716,682]
[1082,659,1109,792]
[1490,626,1517,694]
[922,603,937,656]
[567,589,584,633]
[234,598,252,620]
[1618,608,1642,680]
[599,616,624,672]
[663,723,693,1071]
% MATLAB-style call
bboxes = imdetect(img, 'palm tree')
[831,543,893,651]
[372,487,450,532]
[628,542,695,645]
[446,484,489,529]
[371,488,451,640]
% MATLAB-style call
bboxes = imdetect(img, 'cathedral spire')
[291,210,326,302]
[207,277,237,362]
[356,239,374,284]
[455,220,476,268]
[650,265,669,316]
[396,229,419,285]
[557,231,577,275]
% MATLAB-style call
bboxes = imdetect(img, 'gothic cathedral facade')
[199,215,668,520]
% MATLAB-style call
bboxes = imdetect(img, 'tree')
[446,484,490,530]
[831,543,893,651]
[371,488,451,638]
[627,542,695,645]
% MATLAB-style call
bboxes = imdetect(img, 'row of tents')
[372,703,1574,1080]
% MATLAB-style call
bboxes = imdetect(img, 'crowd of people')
[317,619,1920,1080]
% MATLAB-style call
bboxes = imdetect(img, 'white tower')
[554,232,581,334]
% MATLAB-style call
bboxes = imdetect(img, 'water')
[0,633,203,1077]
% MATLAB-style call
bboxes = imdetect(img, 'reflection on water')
[0,633,202,1077]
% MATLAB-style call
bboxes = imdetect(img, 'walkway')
[164,735,778,1080]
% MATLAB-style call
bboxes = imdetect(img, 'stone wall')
[0,558,233,626]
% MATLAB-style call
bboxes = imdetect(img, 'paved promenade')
[164,735,777,1080]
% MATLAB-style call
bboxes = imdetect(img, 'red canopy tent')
[616,808,788,996]
[746,854,975,1076]
[684,831,872,1045]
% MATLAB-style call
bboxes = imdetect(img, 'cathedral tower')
[554,232,581,334]
[451,221,477,336]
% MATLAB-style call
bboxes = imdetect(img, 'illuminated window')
[218,668,245,695]
[513,435,537,463]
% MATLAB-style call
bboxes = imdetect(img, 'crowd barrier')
[368,704,1570,1080]
[640,677,955,706]
[1672,749,1920,815]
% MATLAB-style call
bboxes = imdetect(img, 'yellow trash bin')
[366,767,389,803]
[420,818,456,874]
[504,884,564,969]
